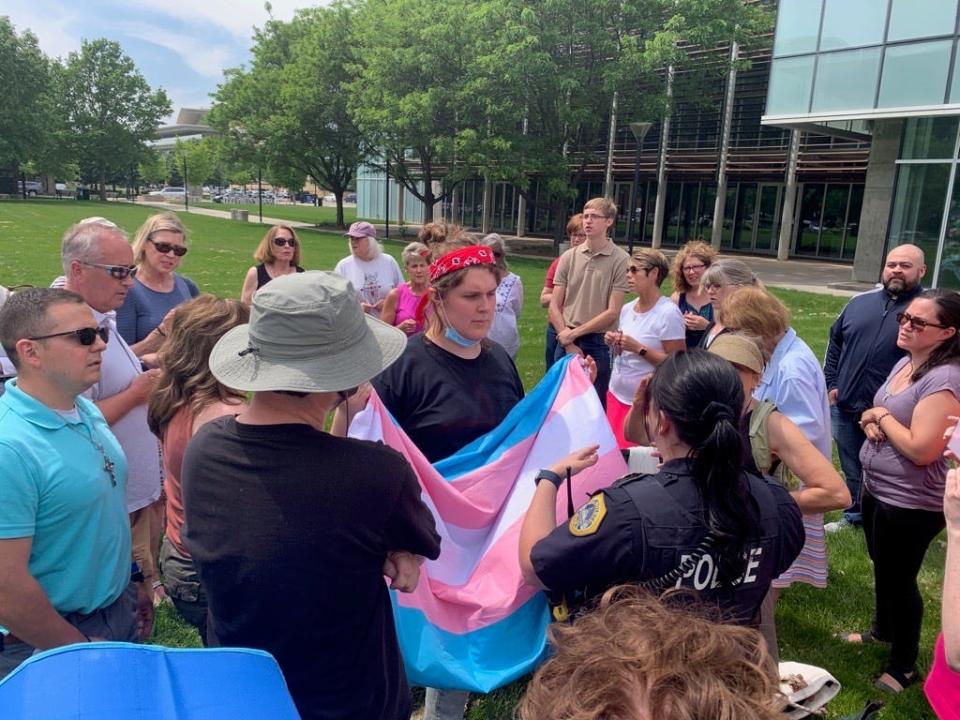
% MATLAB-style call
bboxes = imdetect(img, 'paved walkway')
[133,200,872,298]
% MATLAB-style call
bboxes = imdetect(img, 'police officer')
[519,349,805,625]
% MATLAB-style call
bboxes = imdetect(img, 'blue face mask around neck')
[444,325,481,348]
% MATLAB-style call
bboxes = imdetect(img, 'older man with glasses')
[0,288,137,678]
[62,219,164,636]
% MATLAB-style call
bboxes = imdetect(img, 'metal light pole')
[384,157,390,239]
[183,153,189,212]
[626,122,653,255]
[258,167,263,224]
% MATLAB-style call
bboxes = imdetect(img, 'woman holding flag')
[369,239,595,720]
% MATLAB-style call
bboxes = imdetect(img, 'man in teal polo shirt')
[0,288,135,679]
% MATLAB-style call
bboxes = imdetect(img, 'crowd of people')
[0,201,958,720]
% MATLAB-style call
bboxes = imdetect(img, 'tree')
[346,0,482,220]
[59,39,171,201]
[139,151,168,188]
[464,0,772,241]
[173,138,216,192]
[210,3,366,226]
[0,18,56,188]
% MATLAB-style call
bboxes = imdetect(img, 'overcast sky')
[5,0,314,123]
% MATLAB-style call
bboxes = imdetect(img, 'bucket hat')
[209,271,405,392]
[707,333,765,375]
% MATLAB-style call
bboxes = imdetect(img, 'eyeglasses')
[273,237,297,247]
[80,261,137,280]
[149,239,188,257]
[29,326,109,346]
[896,312,949,331]
[683,263,706,273]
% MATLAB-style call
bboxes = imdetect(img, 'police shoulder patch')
[568,493,607,536]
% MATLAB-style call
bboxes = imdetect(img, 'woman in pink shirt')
[382,241,431,336]
[147,295,248,643]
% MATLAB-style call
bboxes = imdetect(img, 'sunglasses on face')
[896,312,949,331]
[273,237,297,247]
[29,326,109,346]
[149,239,188,257]
[80,261,137,280]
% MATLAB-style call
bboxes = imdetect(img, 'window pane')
[820,0,887,50]
[812,47,882,112]
[732,183,757,250]
[664,182,683,245]
[720,185,738,249]
[888,163,951,268]
[695,184,717,240]
[767,56,815,115]
[901,117,958,160]
[878,40,952,108]
[888,0,958,42]
[843,185,864,260]
[755,185,781,251]
[819,185,851,258]
[938,173,960,288]
[773,0,823,56]
[796,184,826,255]
[951,44,960,102]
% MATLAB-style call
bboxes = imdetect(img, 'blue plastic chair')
[0,642,301,719]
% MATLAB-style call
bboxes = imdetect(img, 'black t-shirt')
[181,418,441,720]
[531,458,804,625]
[372,335,525,462]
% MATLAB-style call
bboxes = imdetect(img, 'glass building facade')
[768,0,960,119]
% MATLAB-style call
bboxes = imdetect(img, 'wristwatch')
[638,345,648,357]
[535,469,563,488]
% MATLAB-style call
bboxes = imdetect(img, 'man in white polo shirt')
[61,219,162,637]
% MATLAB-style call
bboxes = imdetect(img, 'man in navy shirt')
[823,244,925,531]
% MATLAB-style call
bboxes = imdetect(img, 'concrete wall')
[852,119,903,283]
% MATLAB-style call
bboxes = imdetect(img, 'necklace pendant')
[104,456,117,486]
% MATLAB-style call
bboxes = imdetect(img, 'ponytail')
[648,350,761,587]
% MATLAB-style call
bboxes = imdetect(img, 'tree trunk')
[335,193,344,228]
[99,169,107,202]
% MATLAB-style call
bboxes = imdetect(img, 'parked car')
[149,187,186,200]
[17,180,43,197]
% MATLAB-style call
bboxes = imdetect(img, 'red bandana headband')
[428,245,495,283]
[415,245,496,324]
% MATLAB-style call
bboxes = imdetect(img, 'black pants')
[862,490,945,674]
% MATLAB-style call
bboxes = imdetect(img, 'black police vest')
[612,468,785,625]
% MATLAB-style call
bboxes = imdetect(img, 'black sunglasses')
[80,261,137,280]
[29,326,109,346]
[896,312,949,331]
[149,239,188,257]
[273,237,297,247]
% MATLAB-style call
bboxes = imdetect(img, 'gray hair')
[401,242,430,266]
[700,259,759,292]
[347,236,383,258]
[0,288,87,369]
[482,233,508,270]
[61,219,129,273]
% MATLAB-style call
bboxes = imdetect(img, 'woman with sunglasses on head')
[604,248,685,449]
[483,233,524,359]
[669,240,718,348]
[240,224,304,307]
[116,213,199,359]
[147,295,249,643]
[844,289,960,694]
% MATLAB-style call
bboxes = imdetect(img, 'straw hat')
[707,333,765,375]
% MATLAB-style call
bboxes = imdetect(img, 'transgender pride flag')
[349,355,628,692]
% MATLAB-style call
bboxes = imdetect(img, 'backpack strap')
[748,400,778,476]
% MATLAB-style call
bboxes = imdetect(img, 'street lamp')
[626,122,653,254]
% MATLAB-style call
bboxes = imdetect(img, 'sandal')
[836,630,884,645]
[874,669,919,694]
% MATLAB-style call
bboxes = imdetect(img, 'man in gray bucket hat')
[181,271,441,720]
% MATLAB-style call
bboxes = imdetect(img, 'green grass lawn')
[191,200,358,227]
[0,198,942,719]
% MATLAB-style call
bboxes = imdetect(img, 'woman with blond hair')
[519,586,786,720]
[381,241,431,336]
[670,240,718,348]
[147,295,249,642]
[117,212,199,356]
[240,224,304,306]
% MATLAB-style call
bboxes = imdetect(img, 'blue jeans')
[544,325,558,373]
[553,332,611,409]
[831,405,865,524]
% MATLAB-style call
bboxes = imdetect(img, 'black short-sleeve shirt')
[372,335,525,462]
[531,458,804,625]
[182,418,441,720]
